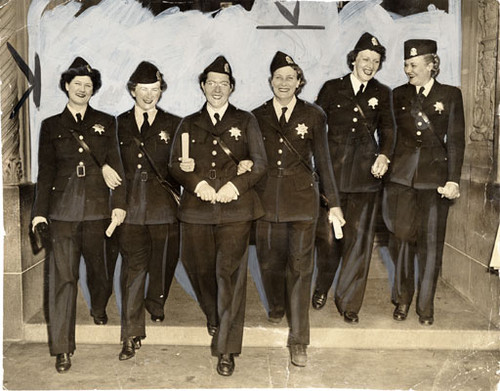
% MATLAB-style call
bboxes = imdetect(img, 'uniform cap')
[270,51,298,74]
[129,61,162,84]
[404,39,437,59]
[354,32,386,56]
[203,56,232,77]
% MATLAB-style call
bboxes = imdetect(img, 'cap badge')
[224,63,230,73]
[156,71,161,82]
[285,56,294,64]
[86,65,92,73]
[371,37,378,46]
[410,48,418,56]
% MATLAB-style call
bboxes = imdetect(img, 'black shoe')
[419,316,434,326]
[55,353,71,373]
[217,354,235,376]
[132,336,142,350]
[90,311,108,325]
[312,290,327,310]
[119,338,136,361]
[207,322,218,337]
[267,315,283,324]
[290,344,307,367]
[151,314,165,322]
[393,304,409,321]
[343,311,359,324]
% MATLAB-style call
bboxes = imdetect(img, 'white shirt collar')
[350,73,366,95]
[66,104,87,122]
[206,102,229,126]
[416,78,435,97]
[134,105,157,130]
[272,95,297,123]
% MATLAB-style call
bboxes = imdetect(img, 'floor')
[4,246,500,390]
[3,342,500,390]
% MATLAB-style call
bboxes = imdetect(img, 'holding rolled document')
[180,132,195,172]
[106,220,118,237]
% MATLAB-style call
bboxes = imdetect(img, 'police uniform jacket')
[169,103,267,224]
[252,98,339,223]
[388,81,465,189]
[316,75,395,193]
[33,106,126,221]
[117,108,181,224]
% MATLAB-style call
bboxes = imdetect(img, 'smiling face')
[132,81,162,111]
[271,66,300,105]
[404,55,433,86]
[201,72,232,109]
[65,76,93,108]
[352,49,381,83]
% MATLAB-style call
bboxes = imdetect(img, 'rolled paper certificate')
[181,133,189,162]
[331,216,343,239]
[106,220,118,237]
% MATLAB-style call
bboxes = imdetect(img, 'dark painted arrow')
[7,42,41,119]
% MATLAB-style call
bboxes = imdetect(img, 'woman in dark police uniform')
[383,39,465,326]
[116,61,181,360]
[31,57,126,373]
[169,56,267,376]
[253,51,344,367]
[312,32,395,324]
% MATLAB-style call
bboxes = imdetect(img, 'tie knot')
[76,113,82,123]
[281,107,288,114]
[418,86,425,96]
[356,84,364,96]
[214,112,220,123]
[143,112,149,122]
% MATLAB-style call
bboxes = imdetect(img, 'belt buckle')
[76,163,86,177]
[140,171,148,182]
[209,169,216,179]
[277,167,284,177]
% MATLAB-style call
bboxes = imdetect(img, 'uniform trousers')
[180,221,251,356]
[119,222,179,341]
[255,219,316,346]
[48,219,112,355]
[314,205,340,294]
[383,182,450,318]
[328,191,379,315]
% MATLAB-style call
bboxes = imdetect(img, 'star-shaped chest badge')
[229,127,242,140]
[296,123,308,139]
[93,124,105,135]
[434,101,444,114]
[159,130,170,144]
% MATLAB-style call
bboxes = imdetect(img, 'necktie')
[279,107,288,128]
[356,84,364,97]
[214,112,220,125]
[140,112,149,133]
[417,86,425,104]
[76,113,82,123]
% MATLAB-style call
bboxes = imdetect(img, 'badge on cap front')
[371,37,378,46]
[224,63,229,73]
[410,48,418,56]
[156,71,161,82]
[286,56,293,64]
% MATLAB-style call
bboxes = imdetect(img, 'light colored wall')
[441,0,500,328]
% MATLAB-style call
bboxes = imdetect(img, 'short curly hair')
[59,65,102,96]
